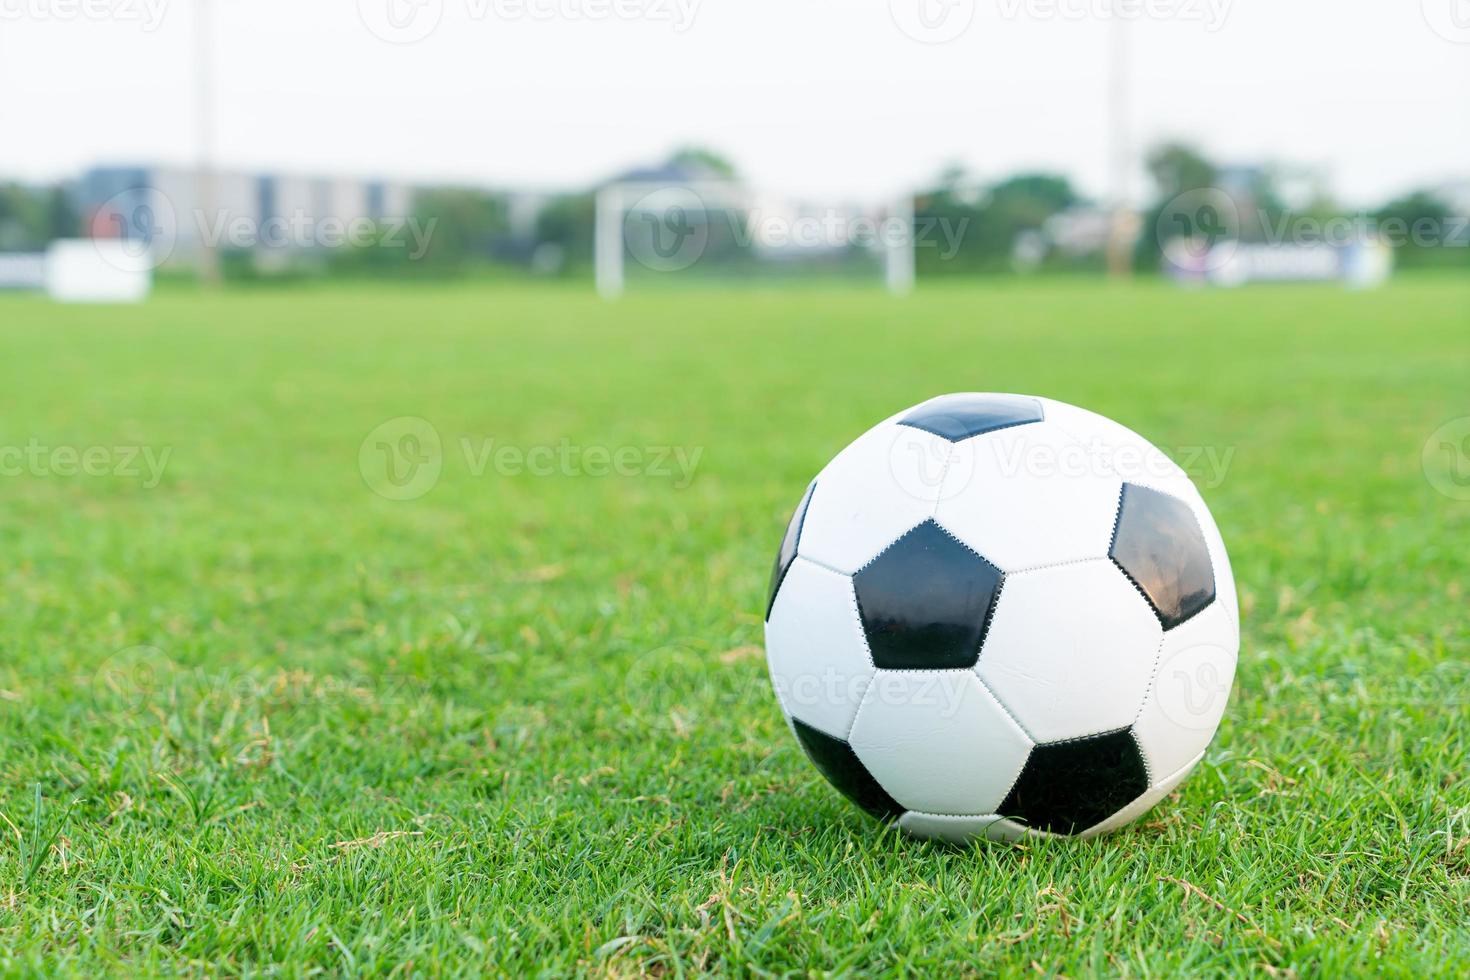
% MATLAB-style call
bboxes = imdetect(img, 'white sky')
[3,0,1467,205]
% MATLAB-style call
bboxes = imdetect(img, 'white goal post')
[595,181,915,298]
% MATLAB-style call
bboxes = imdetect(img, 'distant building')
[602,157,731,189]
[74,165,417,264]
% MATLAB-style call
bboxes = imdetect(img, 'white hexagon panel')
[977,558,1164,744]
[847,670,1034,815]
[935,417,1121,573]
[1131,600,1239,780]
[1037,397,1239,636]
[1195,502,1240,639]
[1037,396,1198,503]
[765,557,876,741]
[795,420,955,575]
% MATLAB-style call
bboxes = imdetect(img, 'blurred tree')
[1373,190,1465,269]
[1144,143,1217,199]
[915,169,1084,276]
[0,183,66,250]
[1374,189,1453,228]
[46,188,78,240]
[410,188,510,272]
[322,188,517,281]
[1137,142,1226,271]
[535,192,596,274]
[666,147,738,181]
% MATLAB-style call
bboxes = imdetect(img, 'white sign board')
[1165,238,1394,290]
[44,240,152,303]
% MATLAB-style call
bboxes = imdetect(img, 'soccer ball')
[764,393,1238,842]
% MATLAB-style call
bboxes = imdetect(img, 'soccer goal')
[594,181,915,298]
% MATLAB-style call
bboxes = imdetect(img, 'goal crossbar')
[595,181,915,298]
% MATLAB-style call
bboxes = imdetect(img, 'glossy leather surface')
[792,717,902,819]
[795,421,954,575]
[898,393,1044,442]
[848,671,1033,815]
[765,558,877,742]
[1110,483,1216,630]
[853,520,1002,670]
[1000,728,1149,835]
[976,558,1163,744]
[766,480,816,619]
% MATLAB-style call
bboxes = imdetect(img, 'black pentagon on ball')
[766,480,817,621]
[1000,728,1149,835]
[853,519,1003,670]
[1109,482,1216,630]
[898,393,1044,442]
[791,717,902,820]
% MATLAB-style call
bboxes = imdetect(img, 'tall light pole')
[195,0,222,286]
[1105,13,1135,280]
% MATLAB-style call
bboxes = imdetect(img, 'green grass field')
[1,277,1467,975]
